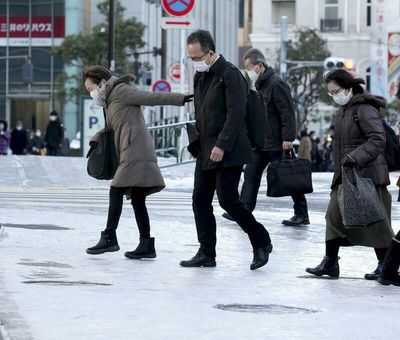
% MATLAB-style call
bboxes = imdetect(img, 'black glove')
[342,155,357,168]
[184,94,194,103]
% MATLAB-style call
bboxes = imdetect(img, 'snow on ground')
[0,156,399,340]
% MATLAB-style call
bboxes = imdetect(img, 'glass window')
[325,0,338,20]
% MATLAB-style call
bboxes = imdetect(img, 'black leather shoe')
[250,243,273,270]
[305,256,340,278]
[222,212,235,221]
[180,251,216,267]
[364,262,383,280]
[282,215,310,226]
[125,237,156,259]
[378,272,400,286]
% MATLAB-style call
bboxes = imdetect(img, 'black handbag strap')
[103,108,110,132]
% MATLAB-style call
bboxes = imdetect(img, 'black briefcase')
[86,109,119,180]
[266,150,313,197]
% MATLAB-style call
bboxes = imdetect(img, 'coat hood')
[105,74,136,98]
[347,93,387,113]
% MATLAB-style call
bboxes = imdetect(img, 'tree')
[52,0,145,102]
[285,28,331,133]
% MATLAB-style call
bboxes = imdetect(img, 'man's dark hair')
[324,68,365,95]
[82,65,112,85]
[187,30,216,53]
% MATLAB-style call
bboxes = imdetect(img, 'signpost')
[169,62,181,81]
[152,79,172,93]
[161,0,195,17]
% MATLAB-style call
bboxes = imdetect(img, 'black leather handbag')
[266,150,313,197]
[337,166,385,228]
[86,109,119,180]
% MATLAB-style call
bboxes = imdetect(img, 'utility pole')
[108,0,115,72]
[280,16,288,80]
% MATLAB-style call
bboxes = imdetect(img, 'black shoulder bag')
[86,108,119,180]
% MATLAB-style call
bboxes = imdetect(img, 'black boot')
[124,237,156,259]
[282,215,310,226]
[250,243,273,270]
[378,239,400,286]
[180,250,216,267]
[86,230,120,255]
[364,262,383,280]
[305,256,340,278]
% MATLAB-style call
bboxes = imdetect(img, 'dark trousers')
[105,186,151,239]
[240,150,309,217]
[192,161,271,257]
[47,147,60,156]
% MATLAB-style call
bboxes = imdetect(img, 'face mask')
[16,126,22,131]
[50,116,57,122]
[90,83,107,107]
[0,124,4,131]
[332,90,352,106]
[35,132,41,137]
[246,65,260,83]
[192,60,210,73]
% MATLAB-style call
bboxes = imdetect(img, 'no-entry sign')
[161,0,195,17]
[169,63,181,80]
[152,80,172,93]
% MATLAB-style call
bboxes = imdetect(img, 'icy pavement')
[0,156,399,340]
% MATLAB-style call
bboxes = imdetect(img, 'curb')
[0,324,10,340]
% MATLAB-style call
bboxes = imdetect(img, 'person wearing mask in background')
[306,69,394,280]
[45,111,64,156]
[27,129,45,155]
[0,120,10,156]
[10,121,27,155]
[222,48,310,227]
[180,31,272,270]
[83,65,191,258]
[309,131,323,172]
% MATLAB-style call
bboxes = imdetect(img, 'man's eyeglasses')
[187,51,209,62]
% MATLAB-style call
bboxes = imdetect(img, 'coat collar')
[209,54,227,77]
[255,67,275,89]
[105,74,135,98]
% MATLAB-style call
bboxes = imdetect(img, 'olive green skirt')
[325,186,394,248]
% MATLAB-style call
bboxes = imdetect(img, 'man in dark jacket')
[180,30,272,270]
[45,111,64,156]
[223,48,309,226]
[10,121,28,155]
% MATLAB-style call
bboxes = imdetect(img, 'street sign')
[169,62,181,80]
[161,0,195,17]
[152,79,172,93]
[161,17,196,30]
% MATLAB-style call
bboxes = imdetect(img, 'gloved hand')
[342,155,357,168]
[184,94,194,103]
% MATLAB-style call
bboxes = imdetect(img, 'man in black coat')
[180,30,272,270]
[223,48,309,226]
[10,121,28,155]
[45,111,64,156]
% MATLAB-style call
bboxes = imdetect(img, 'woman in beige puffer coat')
[83,66,191,259]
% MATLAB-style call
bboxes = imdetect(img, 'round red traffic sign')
[161,0,195,17]
[152,79,172,93]
[169,63,181,80]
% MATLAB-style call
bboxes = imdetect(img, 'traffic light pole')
[280,16,288,80]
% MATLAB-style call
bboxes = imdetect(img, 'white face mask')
[192,60,210,73]
[35,131,41,137]
[16,126,22,131]
[332,90,352,106]
[49,116,57,122]
[90,83,106,107]
[246,65,260,83]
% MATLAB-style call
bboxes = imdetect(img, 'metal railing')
[148,120,196,168]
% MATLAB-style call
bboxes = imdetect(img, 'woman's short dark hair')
[0,119,7,131]
[187,30,216,53]
[324,68,365,95]
[82,66,112,85]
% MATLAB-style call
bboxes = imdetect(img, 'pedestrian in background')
[180,31,272,270]
[306,69,394,280]
[298,129,312,161]
[83,65,191,258]
[222,48,310,227]
[27,129,45,155]
[310,131,322,172]
[45,111,64,156]
[10,121,27,155]
[0,120,10,156]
